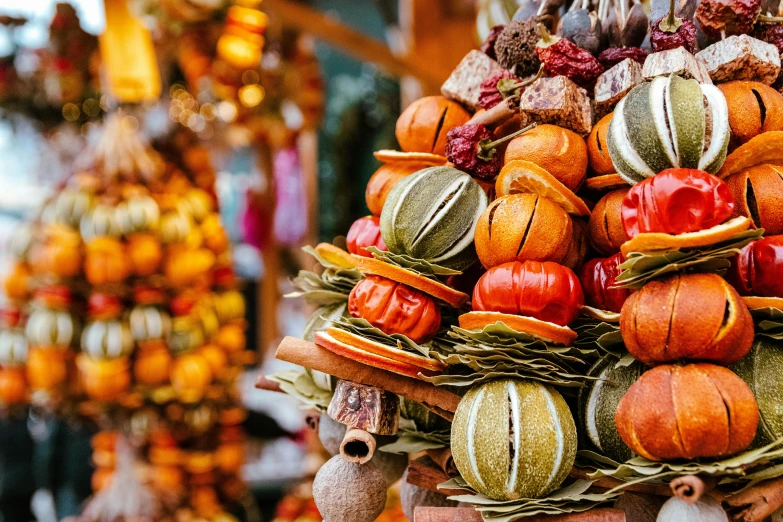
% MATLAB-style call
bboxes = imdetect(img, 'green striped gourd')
[607,74,730,185]
[116,194,160,234]
[129,305,172,343]
[81,319,134,359]
[579,357,643,462]
[52,188,94,229]
[380,166,488,270]
[732,337,783,446]
[451,379,577,500]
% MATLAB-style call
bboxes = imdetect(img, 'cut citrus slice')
[373,150,448,165]
[327,327,446,372]
[585,174,630,191]
[742,296,783,310]
[314,243,356,269]
[351,254,469,308]
[621,216,751,256]
[314,330,429,379]
[581,305,621,323]
[458,311,577,346]
[717,131,783,178]
[496,160,591,216]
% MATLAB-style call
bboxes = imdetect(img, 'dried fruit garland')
[264,2,783,520]
[0,114,249,522]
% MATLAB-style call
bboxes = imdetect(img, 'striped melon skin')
[451,379,577,501]
[732,337,783,447]
[579,357,643,463]
[607,75,730,185]
[380,166,488,271]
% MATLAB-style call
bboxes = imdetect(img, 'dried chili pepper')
[597,46,649,69]
[481,24,505,61]
[478,65,544,110]
[446,123,536,180]
[650,0,698,53]
[535,23,604,86]
[696,0,762,38]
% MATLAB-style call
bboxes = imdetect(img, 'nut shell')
[615,363,758,461]
[395,96,471,156]
[725,164,783,235]
[475,194,573,269]
[313,455,387,522]
[620,273,754,366]
[588,189,629,256]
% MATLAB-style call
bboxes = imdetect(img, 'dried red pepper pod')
[445,123,537,180]
[535,23,605,86]
[696,0,762,38]
[478,65,544,110]
[597,46,649,68]
[650,0,699,52]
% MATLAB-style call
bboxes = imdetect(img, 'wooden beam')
[262,0,443,91]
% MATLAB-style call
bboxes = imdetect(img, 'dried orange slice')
[621,216,751,256]
[373,150,447,165]
[581,305,621,323]
[496,160,591,216]
[326,327,445,372]
[458,311,577,346]
[717,131,783,178]
[742,296,783,310]
[313,243,356,269]
[585,174,630,191]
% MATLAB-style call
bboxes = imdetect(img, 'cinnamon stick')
[724,476,783,522]
[466,95,520,127]
[254,376,282,393]
[339,428,376,464]
[406,456,462,495]
[414,507,483,522]
[670,475,718,504]
[271,337,461,416]
[426,448,458,477]
[413,507,626,522]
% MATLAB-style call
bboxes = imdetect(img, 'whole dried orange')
[503,124,588,192]
[395,96,471,156]
[718,81,783,147]
[586,113,615,176]
[495,160,590,216]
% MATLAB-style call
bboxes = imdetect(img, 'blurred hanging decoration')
[272,147,307,246]
[0,113,252,521]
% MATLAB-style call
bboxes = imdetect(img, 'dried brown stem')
[254,376,283,393]
[724,476,783,522]
[670,475,719,504]
[339,427,376,464]
[467,95,521,128]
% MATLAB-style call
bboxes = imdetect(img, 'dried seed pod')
[695,0,762,39]
[607,1,649,48]
[400,469,458,521]
[620,273,754,365]
[313,455,387,522]
[395,96,471,156]
[495,19,542,75]
[559,8,604,55]
[616,363,759,461]
[725,164,783,235]
[588,189,629,256]
[475,194,573,268]
[451,379,577,500]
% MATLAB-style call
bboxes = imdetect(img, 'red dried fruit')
[597,47,649,69]
[446,123,535,180]
[696,0,762,39]
[580,253,632,313]
[481,24,505,61]
[535,24,604,86]
[650,17,698,53]
[726,235,783,298]
[478,70,522,110]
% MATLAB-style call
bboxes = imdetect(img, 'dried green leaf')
[267,370,333,411]
[379,424,451,454]
[572,318,625,357]
[616,229,764,289]
[367,247,462,278]
[751,307,783,340]
[330,316,444,359]
[302,302,349,342]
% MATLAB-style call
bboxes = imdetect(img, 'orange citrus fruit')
[495,160,590,216]
[313,243,356,268]
[503,123,588,192]
[587,113,615,176]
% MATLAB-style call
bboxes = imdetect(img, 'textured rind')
[669,74,706,169]
[326,327,446,371]
[313,455,388,522]
[395,96,471,155]
[620,273,754,365]
[726,164,783,235]
[717,131,783,178]
[642,47,713,84]
[732,338,783,445]
[718,82,783,145]
[595,59,644,117]
[615,364,759,461]
[474,194,572,269]
[696,35,781,85]
[588,189,629,256]
[519,76,593,135]
[313,331,426,379]
[451,379,577,501]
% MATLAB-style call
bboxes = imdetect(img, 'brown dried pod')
[395,96,471,156]
[615,363,759,461]
[588,189,629,256]
[327,380,400,435]
[620,273,754,366]
[725,164,783,236]
[474,193,573,269]
[313,455,388,522]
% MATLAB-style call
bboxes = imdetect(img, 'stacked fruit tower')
[0,115,249,522]
[264,0,783,519]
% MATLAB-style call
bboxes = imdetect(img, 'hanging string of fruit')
[0,112,250,522]
[258,0,783,518]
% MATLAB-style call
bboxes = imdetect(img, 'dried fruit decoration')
[535,24,605,86]
[650,0,698,53]
[597,47,649,69]
[696,0,762,38]
[478,66,544,110]
[445,123,537,180]
[481,24,505,60]
[495,19,542,76]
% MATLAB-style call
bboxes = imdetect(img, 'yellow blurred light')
[238,85,264,108]
[217,101,238,122]
[62,103,80,121]
[83,98,100,117]
[241,70,259,85]
[121,115,140,133]
[200,103,216,121]
[217,34,262,70]
[170,83,185,96]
